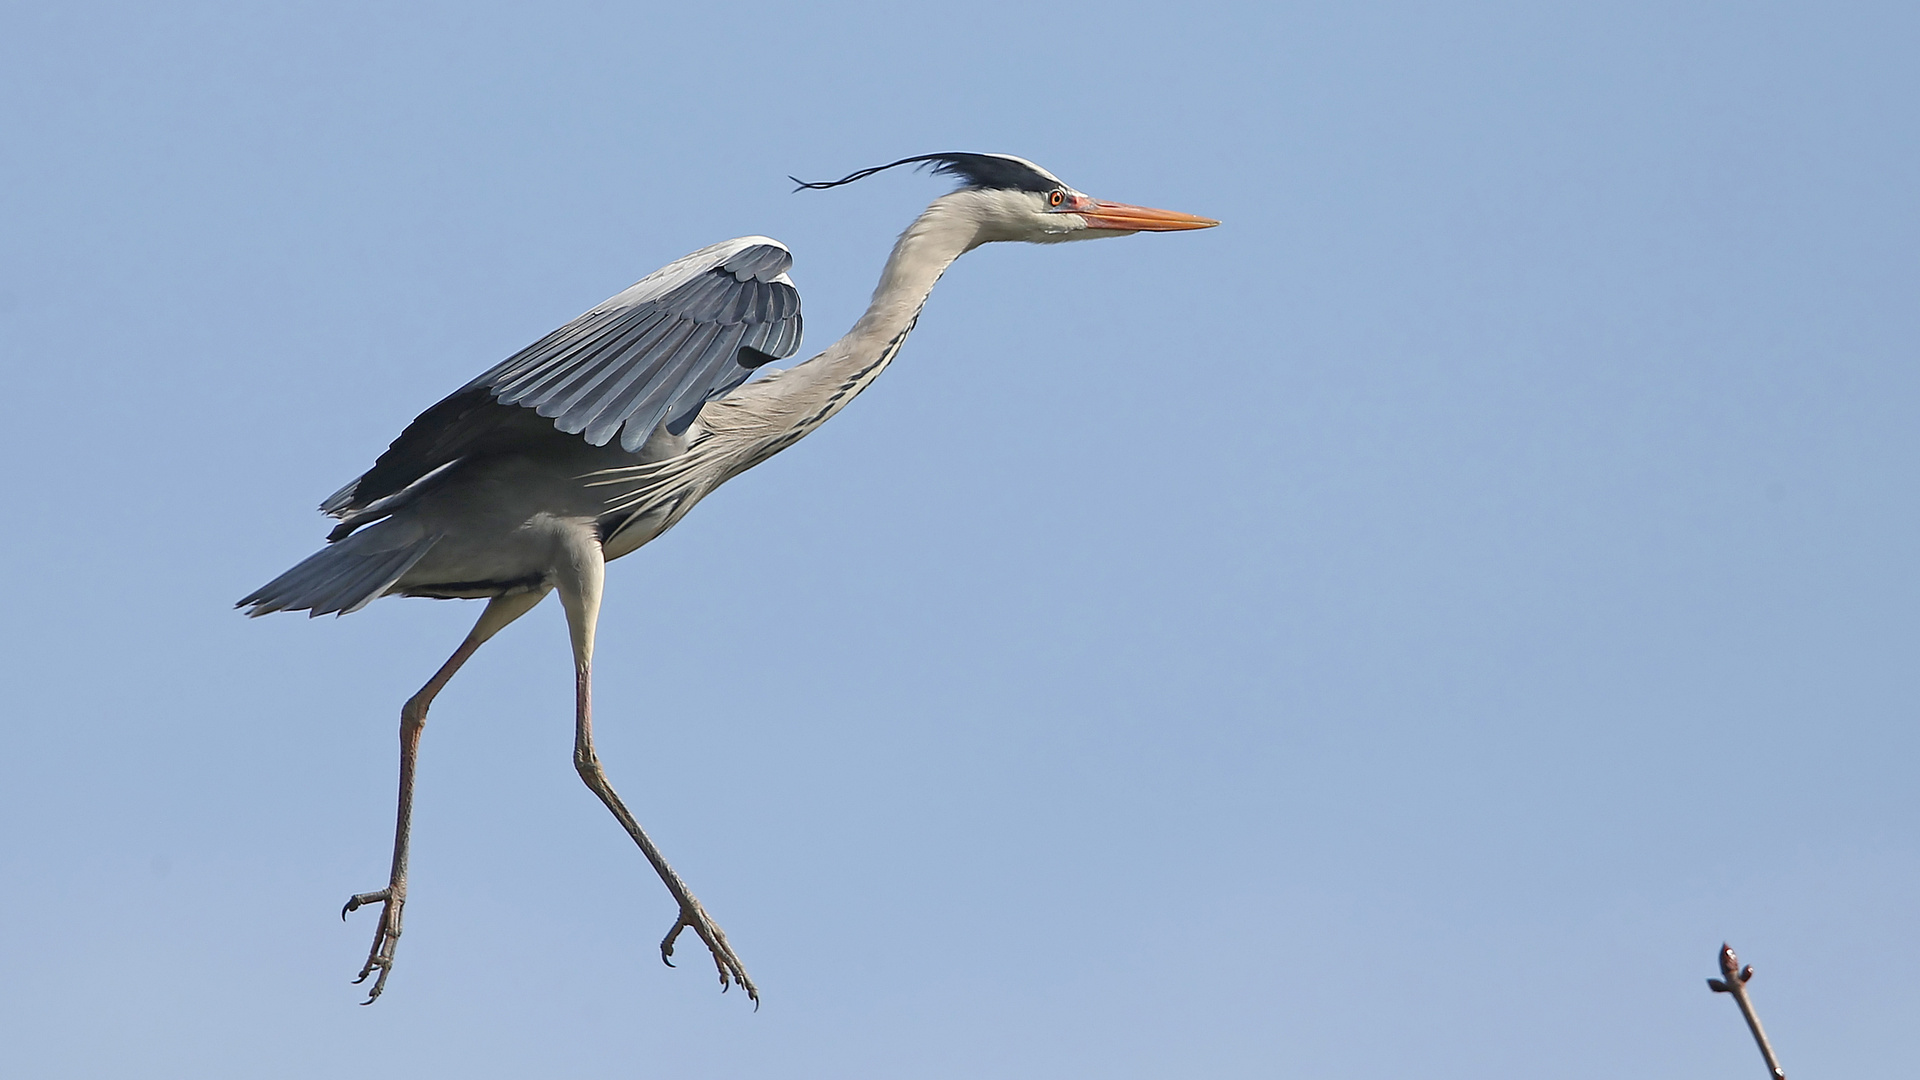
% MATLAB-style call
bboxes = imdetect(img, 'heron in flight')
[240,152,1217,1003]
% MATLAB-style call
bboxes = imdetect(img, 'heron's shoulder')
[597,237,795,310]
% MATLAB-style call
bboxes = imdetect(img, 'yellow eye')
[1048,189,1066,207]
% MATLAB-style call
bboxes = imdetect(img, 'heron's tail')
[237,525,440,618]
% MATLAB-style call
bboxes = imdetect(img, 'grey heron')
[240,152,1217,1004]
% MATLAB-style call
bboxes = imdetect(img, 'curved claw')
[342,889,389,920]
[660,917,689,967]
[342,888,401,1004]
[657,905,759,1006]
[353,958,394,1005]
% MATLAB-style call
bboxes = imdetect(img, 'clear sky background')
[2,2,1915,1076]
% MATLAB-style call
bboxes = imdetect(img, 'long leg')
[553,529,758,1002]
[342,588,549,1004]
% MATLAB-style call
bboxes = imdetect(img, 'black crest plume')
[791,153,1062,194]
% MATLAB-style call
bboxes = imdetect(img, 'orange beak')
[1076,199,1220,232]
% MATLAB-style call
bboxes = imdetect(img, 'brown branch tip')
[1706,942,1787,1080]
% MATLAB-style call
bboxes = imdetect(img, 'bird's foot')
[342,887,403,1004]
[660,898,758,1005]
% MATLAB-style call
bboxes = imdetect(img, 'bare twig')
[1707,943,1787,1080]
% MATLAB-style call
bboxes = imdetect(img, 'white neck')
[700,193,990,464]
[839,193,986,359]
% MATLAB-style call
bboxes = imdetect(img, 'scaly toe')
[342,889,390,920]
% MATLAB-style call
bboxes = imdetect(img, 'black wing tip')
[736,345,780,370]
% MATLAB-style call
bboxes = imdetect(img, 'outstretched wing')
[323,237,803,522]
[479,237,803,447]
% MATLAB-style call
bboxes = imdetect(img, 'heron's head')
[793,152,1218,245]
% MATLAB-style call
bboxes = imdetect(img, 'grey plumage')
[313,237,800,537]
[245,239,797,619]
[238,522,439,618]
[483,238,799,450]
[240,155,1215,1005]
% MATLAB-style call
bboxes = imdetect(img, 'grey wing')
[475,236,803,449]
[322,237,803,523]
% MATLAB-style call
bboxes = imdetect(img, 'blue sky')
[1,2,1915,1076]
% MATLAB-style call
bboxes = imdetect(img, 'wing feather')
[324,237,803,522]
